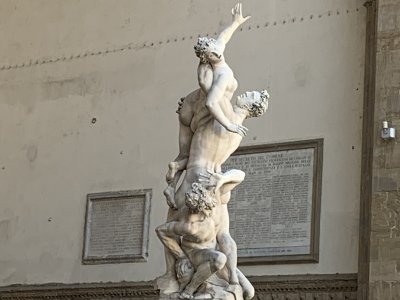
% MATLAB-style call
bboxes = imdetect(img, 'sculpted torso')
[179,63,239,135]
[187,106,243,171]
[179,211,218,250]
[191,65,238,133]
[178,63,213,129]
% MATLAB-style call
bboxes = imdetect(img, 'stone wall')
[369,0,400,299]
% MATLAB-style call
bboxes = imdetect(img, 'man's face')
[204,42,223,63]
[236,91,261,108]
[205,51,222,63]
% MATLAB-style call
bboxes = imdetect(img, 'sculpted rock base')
[158,274,243,300]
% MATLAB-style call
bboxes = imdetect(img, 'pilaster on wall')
[358,1,378,299]
[368,0,400,299]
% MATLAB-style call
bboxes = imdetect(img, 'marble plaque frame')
[228,139,323,265]
[82,189,152,265]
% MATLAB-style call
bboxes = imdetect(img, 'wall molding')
[0,281,159,300]
[357,0,378,299]
[251,273,357,294]
[0,274,357,300]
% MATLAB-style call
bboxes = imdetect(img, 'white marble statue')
[164,3,250,209]
[157,169,247,299]
[156,4,269,300]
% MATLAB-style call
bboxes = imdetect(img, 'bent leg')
[166,123,193,183]
[164,123,193,209]
[181,249,227,297]
[217,205,239,284]
[159,209,180,283]
[237,269,255,300]
[217,232,239,284]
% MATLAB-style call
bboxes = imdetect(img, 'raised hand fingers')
[198,173,213,186]
[232,3,239,15]
[238,125,248,137]
[167,199,178,210]
[199,172,211,179]
[244,15,251,22]
[198,177,209,183]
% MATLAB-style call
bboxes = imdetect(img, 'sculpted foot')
[242,285,255,300]
[166,161,179,183]
[163,185,177,210]
[176,257,194,291]
[226,284,243,299]
[157,272,180,295]
[178,290,194,300]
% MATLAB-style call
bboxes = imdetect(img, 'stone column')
[369,0,400,299]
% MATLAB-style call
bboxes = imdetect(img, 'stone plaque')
[82,189,151,264]
[223,139,323,264]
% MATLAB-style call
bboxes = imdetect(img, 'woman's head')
[236,90,270,118]
[194,37,224,64]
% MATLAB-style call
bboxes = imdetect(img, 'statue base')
[157,274,243,300]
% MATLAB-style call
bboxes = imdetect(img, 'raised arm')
[216,3,251,48]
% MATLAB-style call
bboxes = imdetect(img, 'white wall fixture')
[381,121,396,140]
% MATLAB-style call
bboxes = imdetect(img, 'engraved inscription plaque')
[223,139,323,264]
[82,189,151,264]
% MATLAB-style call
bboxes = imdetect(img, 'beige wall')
[0,0,366,285]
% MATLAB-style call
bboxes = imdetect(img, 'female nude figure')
[164,3,251,209]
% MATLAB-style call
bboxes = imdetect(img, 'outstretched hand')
[199,170,224,192]
[227,123,248,137]
[175,256,193,279]
[232,3,251,25]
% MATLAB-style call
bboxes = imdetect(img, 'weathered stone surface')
[370,0,400,297]
[373,146,387,169]
[369,280,379,300]
[379,238,400,260]
[375,88,400,121]
[377,32,400,50]
[389,49,400,66]
[373,175,398,191]
[370,240,380,261]
[373,169,400,191]
[385,147,400,168]
[378,5,400,32]
[370,260,397,281]
[380,0,400,6]
[381,280,392,299]
[392,280,400,299]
